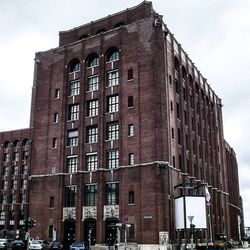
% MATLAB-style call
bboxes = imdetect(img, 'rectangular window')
[106,149,119,169]
[12,180,18,190]
[11,194,17,204]
[69,80,80,96]
[13,166,19,175]
[129,153,135,165]
[107,95,119,113]
[67,129,78,146]
[66,155,78,173]
[65,185,77,207]
[2,181,8,191]
[128,124,134,137]
[54,89,60,99]
[128,69,133,80]
[87,75,99,91]
[21,180,27,190]
[85,184,97,206]
[128,96,133,108]
[68,104,79,121]
[128,224,135,238]
[87,99,98,117]
[105,182,119,205]
[4,153,10,162]
[13,152,19,161]
[50,197,54,208]
[86,153,98,171]
[86,125,98,143]
[107,70,119,87]
[106,122,119,140]
[0,211,6,220]
[22,165,28,175]
[52,138,58,149]
[53,113,59,123]
[0,195,6,205]
[22,151,29,160]
[21,194,27,204]
[3,167,9,176]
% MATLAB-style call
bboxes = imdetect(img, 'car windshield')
[72,243,83,247]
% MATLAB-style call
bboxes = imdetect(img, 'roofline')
[59,1,154,34]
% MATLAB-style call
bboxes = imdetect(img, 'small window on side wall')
[128,69,133,80]
[128,191,135,205]
[128,96,133,108]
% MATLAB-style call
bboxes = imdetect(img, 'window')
[69,60,80,73]
[11,194,17,204]
[0,195,6,205]
[128,96,133,108]
[105,182,119,205]
[107,50,119,62]
[69,80,80,96]
[171,128,175,139]
[4,153,10,162]
[68,104,79,121]
[54,89,60,99]
[49,197,54,208]
[12,180,18,190]
[128,191,135,205]
[22,151,29,160]
[107,70,119,87]
[13,166,19,175]
[106,149,119,169]
[87,99,98,117]
[87,75,99,92]
[2,181,8,191]
[128,69,133,80]
[107,95,119,113]
[3,167,9,176]
[85,184,97,206]
[88,55,99,68]
[106,122,119,140]
[65,185,77,207]
[170,101,173,112]
[21,180,27,190]
[22,165,28,175]
[20,194,27,204]
[67,129,78,146]
[129,153,135,165]
[66,155,78,173]
[128,224,135,238]
[0,211,6,220]
[128,124,134,137]
[86,125,98,143]
[52,138,57,149]
[3,141,10,149]
[86,153,98,171]
[53,113,59,123]
[49,225,54,238]
[13,152,19,161]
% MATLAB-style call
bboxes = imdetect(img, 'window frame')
[106,149,119,169]
[86,152,98,171]
[107,95,119,113]
[66,155,78,173]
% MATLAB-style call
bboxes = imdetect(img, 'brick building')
[0,1,243,248]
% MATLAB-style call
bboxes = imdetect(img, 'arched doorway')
[63,218,75,249]
[105,218,119,246]
[84,219,96,245]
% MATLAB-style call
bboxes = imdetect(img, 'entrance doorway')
[84,219,96,245]
[105,219,119,246]
[63,218,75,249]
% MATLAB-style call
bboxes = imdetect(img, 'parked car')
[0,239,11,250]
[70,242,88,250]
[48,241,63,250]
[9,240,26,250]
[29,240,48,250]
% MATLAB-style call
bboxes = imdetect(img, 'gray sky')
[0,0,250,226]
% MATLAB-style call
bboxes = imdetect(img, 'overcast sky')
[0,0,250,227]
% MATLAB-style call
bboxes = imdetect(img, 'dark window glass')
[105,183,119,205]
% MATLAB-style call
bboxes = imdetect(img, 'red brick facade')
[0,1,242,247]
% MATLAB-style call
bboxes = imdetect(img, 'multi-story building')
[0,1,242,248]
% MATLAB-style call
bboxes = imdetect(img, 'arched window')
[87,54,99,68]
[79,34,89,40]
[113,22,125,29]
[128,191,135,205]
[13,140,19,148]
[107,48,119,62]
[96,29,106,35]
[68,59,81,73]
[3,141,10,149]
[22,139,29,147]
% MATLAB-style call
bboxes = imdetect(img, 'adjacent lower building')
[0,1,243,247]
